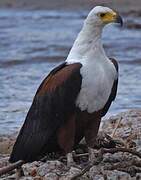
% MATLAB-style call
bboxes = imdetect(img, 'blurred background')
[0,0,141,135]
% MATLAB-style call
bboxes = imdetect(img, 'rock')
[43,173,59,180]
[102,109,141,150]
[37,160,65,177]
[0,137,15,154]
[23,161,41,176]
[93,175,105,180]
[0,133,17,154]
[89,165,103,178]
[105,170,131,180]
[0,174,16,180]
[20,177,34,180]
[136,173,141,180]
[60,167,82,180]
[0,157,9,168]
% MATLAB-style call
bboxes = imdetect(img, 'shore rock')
[102,109,141,150]
[0,109,141,179]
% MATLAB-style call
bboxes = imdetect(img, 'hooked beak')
[115,14,123,27]
[100,11,123,27]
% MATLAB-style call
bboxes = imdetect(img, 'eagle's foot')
[16,167,24,180]
[94,131,124,149]
[88,147,97,164]
[66,152,81,169]
[67,152,76,167]
[88,147,103,164]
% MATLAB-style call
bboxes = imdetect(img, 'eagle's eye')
[100,13,106,18]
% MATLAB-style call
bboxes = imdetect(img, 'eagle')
[9,6,123,167]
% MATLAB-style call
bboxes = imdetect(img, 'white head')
[66,6,123,63]
[85,6,123,27]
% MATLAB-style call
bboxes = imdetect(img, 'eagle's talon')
[94,132,117,149]
[16,167,24,180]
[88,148,97,164]
[67,152,76,168]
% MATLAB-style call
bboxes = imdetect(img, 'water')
[0,9,141,135]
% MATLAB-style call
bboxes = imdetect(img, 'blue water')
[0,9,141,134]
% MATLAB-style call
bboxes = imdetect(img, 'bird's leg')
[84,116,101,163]
[16,166,24,180]
[66,152,75,167]
[88,147,97,164]
[88,147,104,165]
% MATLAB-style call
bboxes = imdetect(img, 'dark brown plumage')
[9,59,118,163]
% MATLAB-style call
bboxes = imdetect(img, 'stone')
[60,167,82,180]
[37,160,65,177]
[43,173,59,180]
[105,170,131,180]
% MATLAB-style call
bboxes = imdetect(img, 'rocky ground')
[0,109,141,179]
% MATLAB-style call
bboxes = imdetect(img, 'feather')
[10,62,82,162]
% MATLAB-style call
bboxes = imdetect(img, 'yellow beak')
[101,12,123,26]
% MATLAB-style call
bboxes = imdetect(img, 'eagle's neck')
[66,23,107,63]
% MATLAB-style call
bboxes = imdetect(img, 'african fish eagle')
[9,6,123,167]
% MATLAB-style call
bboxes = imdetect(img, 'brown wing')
[9,62,82,163]
[101,58,118,116]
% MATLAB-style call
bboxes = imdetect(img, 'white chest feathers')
[76,60,117,113]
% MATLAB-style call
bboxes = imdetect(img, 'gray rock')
[43,173,59,180]
[89,165,104,179]
[60,167,82,180]
[20,177,34,180]
[102,109,141,149]
[136,173,141,180]
[106,170,131,180]
[37,160,65,177]
[93,175,105,180]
